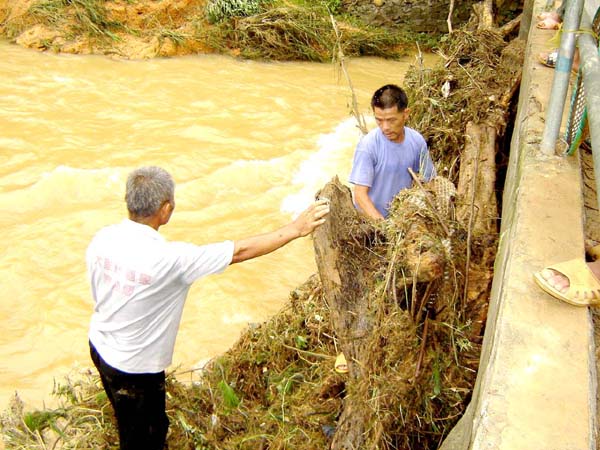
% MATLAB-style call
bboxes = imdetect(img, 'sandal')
[533,259,600,307]
[539,50,558,68]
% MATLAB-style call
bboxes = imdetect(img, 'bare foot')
[539,50,557,68]
[537,11,561,22]
[537,16,561,29]
[538,267,570,294]
[539,259,600,294]
[538,49,580,72]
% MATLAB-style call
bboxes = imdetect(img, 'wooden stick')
[414,311,430,379]
[461,131,480,316]
[447,0,455,33]
[329,14,368,135]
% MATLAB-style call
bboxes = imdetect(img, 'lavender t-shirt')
[349,126,436,217]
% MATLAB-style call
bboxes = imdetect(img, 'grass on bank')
[199,5,413,61]
[1,0,442,59]
[29,0,123,39]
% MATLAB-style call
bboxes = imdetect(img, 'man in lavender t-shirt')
[349,84,436,219]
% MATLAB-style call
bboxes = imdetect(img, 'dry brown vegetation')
[0,0,420,59]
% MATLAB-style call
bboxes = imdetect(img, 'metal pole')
[540,0,585,154]
[578,29,600,211]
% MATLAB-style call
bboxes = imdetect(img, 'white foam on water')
[51,75,76,84]
[0,137,29,151]
[280,117,370,217]
[37,165,123,193]
[0,165,125,222]
[221,312,253,325]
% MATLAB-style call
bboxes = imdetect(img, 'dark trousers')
[90,341,169,450]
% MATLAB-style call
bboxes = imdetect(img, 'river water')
[0,40,435,410]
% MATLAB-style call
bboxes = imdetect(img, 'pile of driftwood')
[311,20,523,448]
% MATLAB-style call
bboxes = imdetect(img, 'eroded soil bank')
[1,0,224,58]
[0,0,433,60]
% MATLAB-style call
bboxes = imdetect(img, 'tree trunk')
[474,0,495,29]
[312,177,449,448]
[312,178,375,449]
[456,122,499,235]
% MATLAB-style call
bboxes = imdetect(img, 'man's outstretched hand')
[292,199,331,237]
[231,199,331,264]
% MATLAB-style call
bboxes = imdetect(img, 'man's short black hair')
[371,84,408,111]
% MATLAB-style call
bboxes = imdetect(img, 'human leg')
[112,372,169,450]
[90,342,169,450]
[90,341,117,407]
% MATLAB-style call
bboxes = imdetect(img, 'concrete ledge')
[441,1,597,448]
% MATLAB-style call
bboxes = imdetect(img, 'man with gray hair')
[86,166,330,450]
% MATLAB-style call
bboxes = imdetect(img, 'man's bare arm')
[231,200,330,264]
[353,185,384,220]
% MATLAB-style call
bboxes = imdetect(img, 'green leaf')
[217,380,240,408]
[432,359,442,397]
[295,335,308,350]
[24,410,59,432]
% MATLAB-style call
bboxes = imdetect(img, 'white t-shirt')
[86,219,234,374]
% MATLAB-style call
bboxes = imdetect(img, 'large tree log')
[312,171,500,448]
[312,178,375,449]
[457,122,498,234]
[313,177,450,449]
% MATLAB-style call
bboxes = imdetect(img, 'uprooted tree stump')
[312,170,496,448]
[310,22,523,448]
[312,180,374,446]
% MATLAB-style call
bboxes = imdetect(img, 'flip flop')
[538,50,558,68]
[334,352,348,373]
[533,259,600,307]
